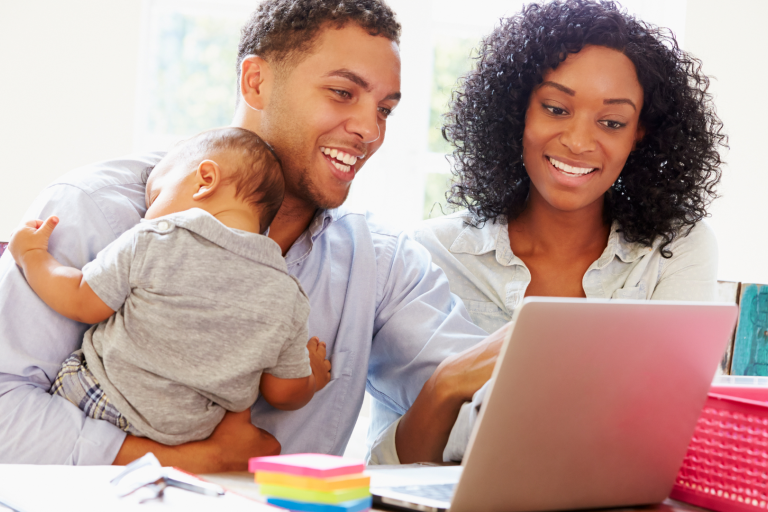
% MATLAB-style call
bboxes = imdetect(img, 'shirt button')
[157,221,170,230]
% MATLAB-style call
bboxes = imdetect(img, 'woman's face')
[522,45,645,214]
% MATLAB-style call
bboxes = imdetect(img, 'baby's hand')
[8,216,59,265]
[307,337,332,392]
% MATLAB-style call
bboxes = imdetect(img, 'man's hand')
[395,322,512,463]
[113,410,280,473]
[8,216,59,265]
[307,337,331,391]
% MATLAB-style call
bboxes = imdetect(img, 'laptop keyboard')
[390,483,456,502]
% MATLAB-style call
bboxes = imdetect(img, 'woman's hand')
[432,321,509,403]
[395,321,512,463]
[113,410,280,473]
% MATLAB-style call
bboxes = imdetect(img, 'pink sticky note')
[248,453,365,478]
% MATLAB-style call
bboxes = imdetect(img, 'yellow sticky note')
[255,471,370,492]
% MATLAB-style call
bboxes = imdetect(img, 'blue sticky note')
[267,496,372,512]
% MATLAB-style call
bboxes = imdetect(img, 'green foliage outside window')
[424,34,478,219]
[147,12,241,137]
[427,35,478,154]
[423,171,454,219]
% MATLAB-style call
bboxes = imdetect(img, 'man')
[0,0,503,471]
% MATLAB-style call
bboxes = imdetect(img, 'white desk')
[0,465,270,512]
[0,465,714,512]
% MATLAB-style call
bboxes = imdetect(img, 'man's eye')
[378,106,393,119]
[543,104,568,116]
[332,89,352,99]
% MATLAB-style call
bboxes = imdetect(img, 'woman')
[405,0,726,462]
[414,0,726,336]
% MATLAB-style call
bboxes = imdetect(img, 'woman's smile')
[546,156,598,177]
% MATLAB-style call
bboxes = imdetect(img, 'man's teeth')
[548,157,596,175]
[320,146,359,168]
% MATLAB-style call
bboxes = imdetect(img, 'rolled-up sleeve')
[365,232,487,463]
[0,177,144,464]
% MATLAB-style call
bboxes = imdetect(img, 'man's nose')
[559,115,597,154]
[346,101,381,143]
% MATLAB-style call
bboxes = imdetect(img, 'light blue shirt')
[0,154,488,464]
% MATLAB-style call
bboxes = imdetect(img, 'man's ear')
[240,55,272,111]
[192,160,222,201]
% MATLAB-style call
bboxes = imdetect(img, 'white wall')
[0,1,143,238]
[684,0,768,284]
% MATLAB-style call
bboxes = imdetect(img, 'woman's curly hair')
[443,0,726,257]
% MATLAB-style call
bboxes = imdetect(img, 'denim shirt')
[0,154,487,464]
[410,210,719,335]
[417,210,719,462]
[368,209,719,465]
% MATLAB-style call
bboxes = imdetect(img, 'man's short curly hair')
[237,0,400,80]
[443,0,726,257]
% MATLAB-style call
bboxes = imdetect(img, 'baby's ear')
[193,160,222,201]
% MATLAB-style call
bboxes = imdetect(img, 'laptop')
[369,298,738,512]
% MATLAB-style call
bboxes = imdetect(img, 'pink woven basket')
[671,385,768,512]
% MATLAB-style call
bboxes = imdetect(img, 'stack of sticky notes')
[249,453,371,512]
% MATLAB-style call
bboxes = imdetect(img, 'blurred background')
[1,0,765,457]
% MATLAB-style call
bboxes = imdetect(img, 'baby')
[9,127,331,445]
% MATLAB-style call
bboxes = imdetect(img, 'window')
[136,0,686,230]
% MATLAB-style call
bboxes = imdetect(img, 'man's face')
[258,23,401,210]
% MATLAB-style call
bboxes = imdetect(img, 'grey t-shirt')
[80,208,311,445]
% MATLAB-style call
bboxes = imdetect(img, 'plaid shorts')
[50,350,141,435]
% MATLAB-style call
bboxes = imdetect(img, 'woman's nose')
[559,115,597,154]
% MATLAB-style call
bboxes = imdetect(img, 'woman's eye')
[601,120,626,130]
[543,104,568,116]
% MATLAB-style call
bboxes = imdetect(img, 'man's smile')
[320,146,364,175]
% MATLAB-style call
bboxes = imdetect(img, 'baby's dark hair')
[236,0,400,86]
[172,127,284,233]
[444,0,726,257]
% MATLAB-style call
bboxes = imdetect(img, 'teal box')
[731,283,768,376]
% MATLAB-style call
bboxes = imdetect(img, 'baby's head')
[145,127,283,234]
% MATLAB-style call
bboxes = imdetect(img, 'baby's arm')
[8,216,114,324]
[260,337,332,411]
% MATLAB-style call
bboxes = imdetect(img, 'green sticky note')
[259,483,370,504]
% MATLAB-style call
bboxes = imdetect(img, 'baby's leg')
[50,350,141,435]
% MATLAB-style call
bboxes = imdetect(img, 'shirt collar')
[449,215,651,268]
[284,208,336,266]
[449,217,518,266]
[595,221,654,268]
[309,208,335,241]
